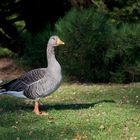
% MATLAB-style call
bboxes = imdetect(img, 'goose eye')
[52,37,55,40]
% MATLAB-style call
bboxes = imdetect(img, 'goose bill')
[57,38,65,45]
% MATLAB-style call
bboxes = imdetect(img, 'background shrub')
[21,25,53,68]
[0,48,13,58]
[55,8,112,82]
[55,7,140,83]
[106,24,140,82]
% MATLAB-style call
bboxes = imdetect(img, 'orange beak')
[57,38,65,45]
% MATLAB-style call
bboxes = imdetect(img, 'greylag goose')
[0,36,64,115]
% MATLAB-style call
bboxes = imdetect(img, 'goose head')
[48,36,65,47]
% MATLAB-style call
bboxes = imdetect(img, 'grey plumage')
[0,36,64,101]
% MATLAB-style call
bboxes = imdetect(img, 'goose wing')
[1,68,47,91]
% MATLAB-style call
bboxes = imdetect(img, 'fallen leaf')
[123,125,129,132]
[129,137,137,140]
[73,132,81,140]
[99,124,105,129]
[12,125,17,129]
[28,131,33,136]
[16,137,20,140]
[108,125,112,133]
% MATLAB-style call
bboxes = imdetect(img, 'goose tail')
[0,89,6,95]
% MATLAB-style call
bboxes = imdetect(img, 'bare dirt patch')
[0,58,25,81]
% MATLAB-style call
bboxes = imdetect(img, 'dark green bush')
[106,24,140,82]
[0,48,14,58]
[55,7,140,83]
[21,25,53,68]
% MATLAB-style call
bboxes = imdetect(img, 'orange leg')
[33,101,40,115]
[33,101,48,116]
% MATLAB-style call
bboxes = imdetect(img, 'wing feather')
[1,68,47,91]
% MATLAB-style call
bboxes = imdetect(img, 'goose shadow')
[37,99,116,111]
[0,98,116,112]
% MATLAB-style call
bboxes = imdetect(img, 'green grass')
[0,83,140,140]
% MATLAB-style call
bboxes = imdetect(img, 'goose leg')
[33,100,48,116]
[33,101,40,115]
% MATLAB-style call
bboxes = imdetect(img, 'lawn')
[0,83,140,140]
